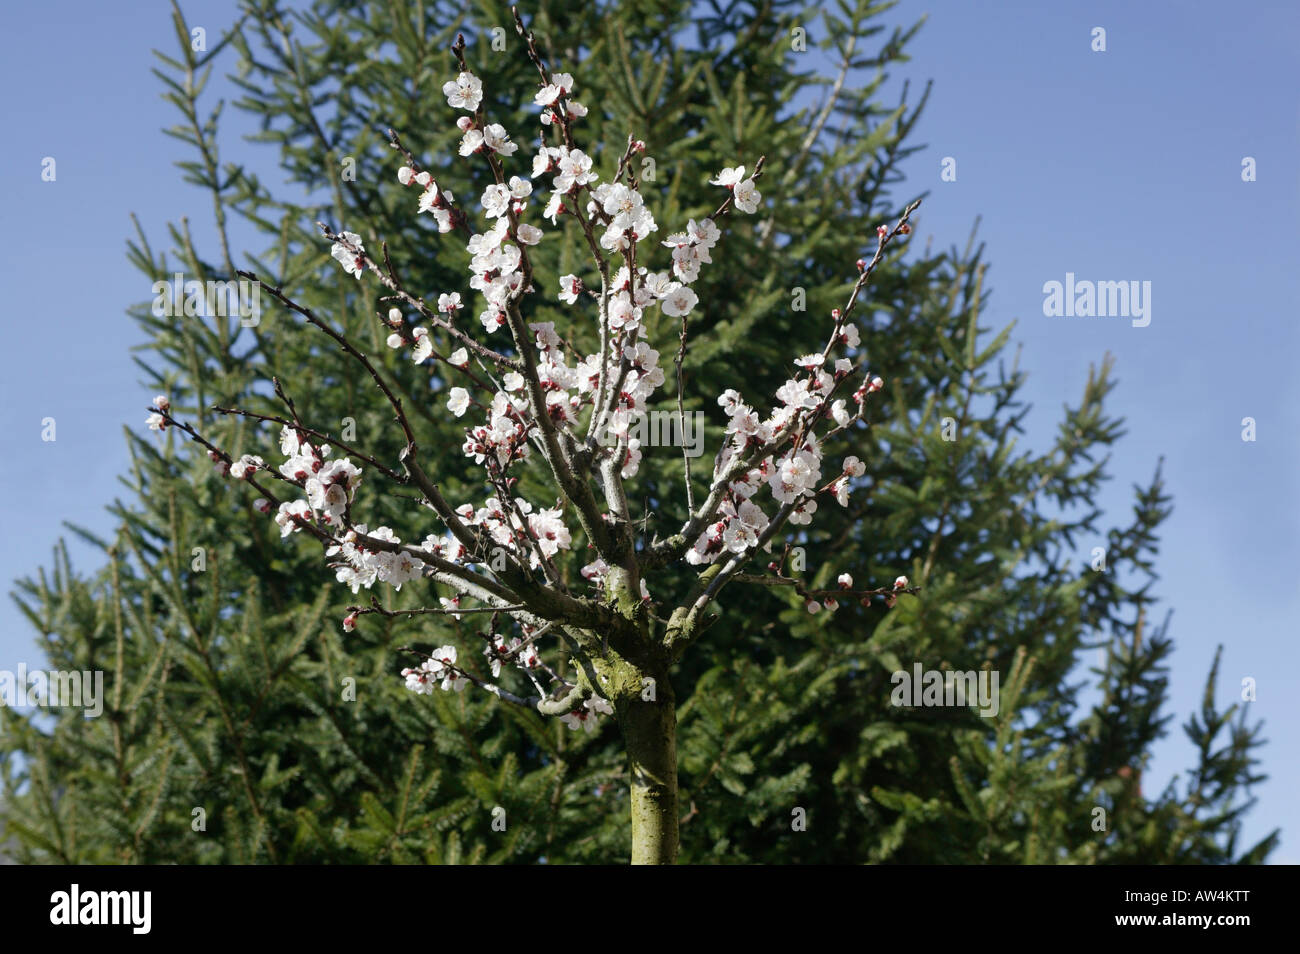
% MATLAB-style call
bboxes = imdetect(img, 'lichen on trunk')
[620,671,678,864]
[594,564,680,864]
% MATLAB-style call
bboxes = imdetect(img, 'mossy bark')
[621,672,678,864]
[597,566,680,864]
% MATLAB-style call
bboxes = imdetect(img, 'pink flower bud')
[894,575,909,590]
[342,613,357,633]
[855,258,866,271]
[876,224,888,239]
[897,223,912,235]
[254,498,272,514]
[456,116,473,132]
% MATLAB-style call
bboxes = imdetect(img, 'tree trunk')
[622,674,678,864]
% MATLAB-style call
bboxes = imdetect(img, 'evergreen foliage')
[0,0,1276,864]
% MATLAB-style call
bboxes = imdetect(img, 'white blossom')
[661,285,698,318]
[447,387,471,417]
[330,231,366,279]
[230,454,263,480]
[561,695,613,732]
[481,183,511,218]
[710,165,746,187]
[733,178,761,213]
[558,274,581,304]
[275,500,311,537]
[442,72,483,111]
[411,327,434,363]
[481,123,518,156]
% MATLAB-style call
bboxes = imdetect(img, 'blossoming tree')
[146,13,920,864]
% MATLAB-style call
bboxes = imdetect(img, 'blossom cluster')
[484,632,541,677]
[153,55,904,732]
[402,645,467,694]
[684,351,879,567]
[451,495,574,571]
[561,695,614,733]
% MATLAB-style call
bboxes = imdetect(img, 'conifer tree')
[1,0,1276,865]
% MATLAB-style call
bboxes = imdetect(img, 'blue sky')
[1,0,1296,861]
